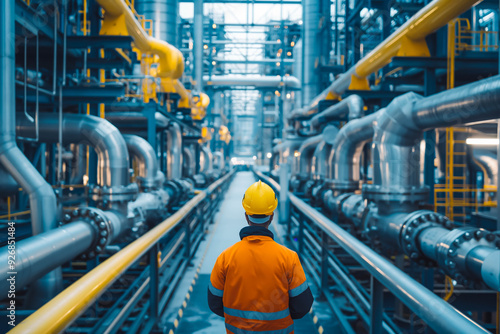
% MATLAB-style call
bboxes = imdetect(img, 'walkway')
[164,171,319,333]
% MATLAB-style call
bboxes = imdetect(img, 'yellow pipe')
[174,79,191,108]
[9,171,234,334]
[355,0,480,77]
[307,0,482,110]
[96,0,184,79]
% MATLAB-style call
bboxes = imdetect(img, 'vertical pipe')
[302,0,320,104]
[136,0,179,45]
[0,0,60,306]
[166,122,183,179]
[194,0,203,92]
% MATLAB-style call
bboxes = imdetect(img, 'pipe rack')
[9,169,235,334]
[253,169,490,334]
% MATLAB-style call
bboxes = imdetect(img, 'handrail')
[301,0,481,114]
[253,169,489,334]
[10,170,235,334]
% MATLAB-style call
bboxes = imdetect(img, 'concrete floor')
[165,172,322,333]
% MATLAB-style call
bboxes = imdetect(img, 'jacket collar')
[239,225,274,240]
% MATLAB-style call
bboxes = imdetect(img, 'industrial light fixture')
[252,156,257,160]
[466,138,498,146]
[266,152,272,158]
[291,41,295,47]
[212,61,216,65]
[294,151,300,157]
[203,44,208,50]
[212,23,217,29]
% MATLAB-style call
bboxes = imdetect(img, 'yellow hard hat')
[242,180,278,216]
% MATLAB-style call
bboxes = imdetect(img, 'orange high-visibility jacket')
[208,226,313,334]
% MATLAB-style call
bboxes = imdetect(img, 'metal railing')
[253,169,489,334]
[10,170,235,334]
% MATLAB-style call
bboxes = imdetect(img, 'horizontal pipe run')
[253,169,490,334]
[17,113,129,188]
[10,170,234,333]
[204,75,301,89]
[0,221,95,295]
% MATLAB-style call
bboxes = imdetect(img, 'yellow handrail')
[96,0,184,79]
[9,171,234,333]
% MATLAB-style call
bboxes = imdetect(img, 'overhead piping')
[96,0,184,79]
[204,75,301,89]
[303,0,482,114]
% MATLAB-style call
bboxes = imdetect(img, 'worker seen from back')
[208,180,314,333]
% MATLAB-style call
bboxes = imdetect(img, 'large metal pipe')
[213,151,225,170]
[294,94,364,123]
[194,0,203,91]
[136,0,179,46]
[306,0,482,112]
[328,111,380,189]
[97,0,184,79]
[0,0,57,236]
[297,134,323,177]
[371,76,500,196]
[200,146,213,172]
[312,140,331,179]
[182,146,195,177]
[69,144,87,185]
[166,122,182,179]
[17,113,130,188]
[204,75,301,90]
[124,135,164,190]
[0,221,94,296]
[302,0,320,104]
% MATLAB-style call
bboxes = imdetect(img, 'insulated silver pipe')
[0,221,94,296]
[329,111,380,185]
[297,134,323,177]
[136,0,179,45]
[17,113,130,188]
[69,144,86,185]
[213,151,225,170]
[106,111,170,129]
[200,146,213,172]
[312,141,331,179]
[0,0,57,236]
[124,135,163,189]
[203,75,301,89]
[302,0,320,104]
[373,76,500,192]
[166,122,182,179]
[194,0,203,92]
[182,146,195,177]
[308,95,364,127]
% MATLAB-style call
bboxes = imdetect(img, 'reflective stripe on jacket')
[209,225,312,334]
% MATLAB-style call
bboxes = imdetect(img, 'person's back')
[208,181,313,334]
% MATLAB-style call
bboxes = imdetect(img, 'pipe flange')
[61,207,112,260]
[90,183,139,206]
[362,184,429,204]
[400,210,449,264]
[436,227,500,288]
